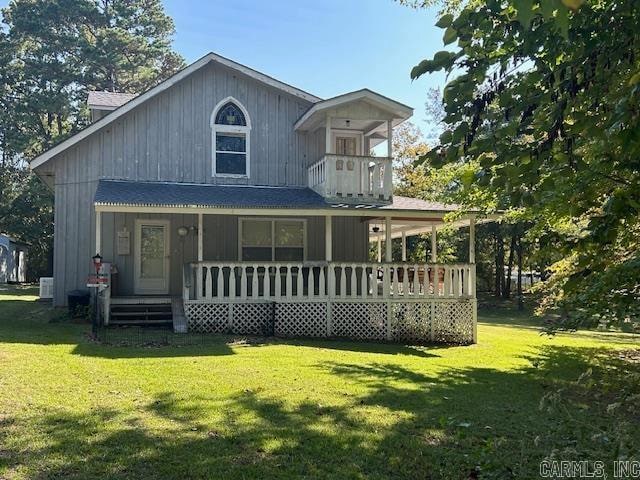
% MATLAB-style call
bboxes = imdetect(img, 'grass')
[0,285,638,479]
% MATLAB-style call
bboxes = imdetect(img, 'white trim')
[95,210,102,256]
[134,219,170,295]
[211,97,251,178]
[95,203,471,219]
[325,215,332,262]
[238,217,307,262]
[295,89,413,132]
[30,52,320,170]
[197,213,203,262]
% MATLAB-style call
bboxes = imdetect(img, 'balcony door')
[333,131,362,156]
[134,219,170,295]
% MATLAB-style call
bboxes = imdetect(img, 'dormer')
[87,91,137,122]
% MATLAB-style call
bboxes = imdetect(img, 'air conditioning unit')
[39,277,54,299]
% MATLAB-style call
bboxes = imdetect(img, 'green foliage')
[0,166,53,280]
[0,0,184,279]
[412,0,640,329]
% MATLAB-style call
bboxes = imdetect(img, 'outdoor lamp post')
[91,253,102,338]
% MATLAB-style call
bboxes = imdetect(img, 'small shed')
[0,234,28,283]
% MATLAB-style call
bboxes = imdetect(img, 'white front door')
[134,219,170,295]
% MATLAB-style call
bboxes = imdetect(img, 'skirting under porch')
[185,298,476,345]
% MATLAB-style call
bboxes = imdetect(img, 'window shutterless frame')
[238,218,307,261]
[211,96,251,178]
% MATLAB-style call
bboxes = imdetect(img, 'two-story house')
[30,52,479,344]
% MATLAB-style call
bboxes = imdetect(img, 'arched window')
[211,97,251,177]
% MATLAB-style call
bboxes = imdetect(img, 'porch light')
[92,253,102,274]
[177,226,189,237]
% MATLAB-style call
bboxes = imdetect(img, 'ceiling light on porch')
[177,226,189,237]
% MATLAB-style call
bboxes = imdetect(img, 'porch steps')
[109,296,173,326]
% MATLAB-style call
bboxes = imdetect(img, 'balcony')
[308,154,393,204]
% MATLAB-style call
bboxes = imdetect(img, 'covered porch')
[94,180,480,344]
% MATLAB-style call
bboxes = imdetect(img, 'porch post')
[387,119,393,159]
[385,217,392,262]
[325,215,332,261]
[469,216,476,264]
[196,213,203,300]
[325,116,332,154]
[95,210,101,255]
[431,225,437,263]
[325,214,334,337]
[197,213,203,261]
[401,231,407,262]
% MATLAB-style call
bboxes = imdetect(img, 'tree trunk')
[504,233,517,299]
[494,225,505,297]
[517,237,524,311]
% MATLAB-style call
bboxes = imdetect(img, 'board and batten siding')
[41,62,354,304]
[53,62,323,187]
[95,214,368,298]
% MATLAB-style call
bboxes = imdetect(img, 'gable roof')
[294,88,413,131]
[87,91,137,110]
[30,52,322,170]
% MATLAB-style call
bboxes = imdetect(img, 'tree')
[0,0,185,279]
[411,0,640,330]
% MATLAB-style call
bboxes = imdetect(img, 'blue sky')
[162,0,445,129]
[0,0,446,129]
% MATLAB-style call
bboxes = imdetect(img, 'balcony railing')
[183,262,475,302]
[308,154,393,203]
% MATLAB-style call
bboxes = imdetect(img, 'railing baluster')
[444,266,451,297]
[250,265,258,298]
[360,265,368,298]
[402,265,409,298]
[205,266,213,299]
[423,264,430,297]
[263,266,270,299]
[308,266,315,297]
[296,266,303,299]
[229,265,236,299]
[274,264,282,300]
[216,266,224,298]
[240,265,247,299]
[350,264,357,298]
[339,265,347,298]
[286,266,293,299]
[371,266,378,298]
[318,266,326,297]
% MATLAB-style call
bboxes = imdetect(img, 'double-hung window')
[211,98,251,177]
[240,219,305,261]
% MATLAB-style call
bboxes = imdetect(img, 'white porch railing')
[307,155,393,203]
[183,262,475,302]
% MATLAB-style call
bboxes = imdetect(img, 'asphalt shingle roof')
[94,180,330,209]
[94,180,461,213]
[87,91,137,109]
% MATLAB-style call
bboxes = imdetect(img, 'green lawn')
[0,286,638,479]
